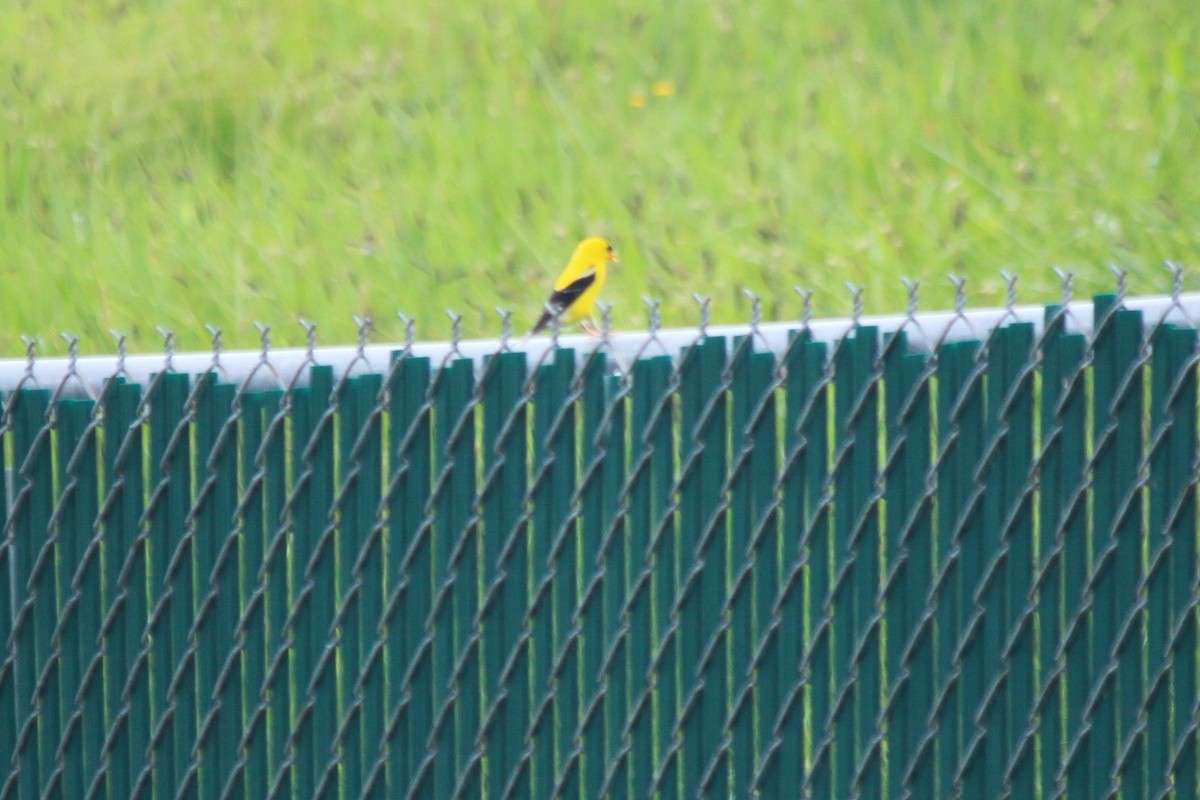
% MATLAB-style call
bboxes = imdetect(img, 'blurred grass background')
[1,0,1197,352]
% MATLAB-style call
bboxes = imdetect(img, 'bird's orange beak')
[608,249,619,263]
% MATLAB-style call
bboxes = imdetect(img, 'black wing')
[531,269,597,333]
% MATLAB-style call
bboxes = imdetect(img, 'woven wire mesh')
[2,279,1200,799]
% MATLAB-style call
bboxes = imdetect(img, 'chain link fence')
[2,273,1200,799]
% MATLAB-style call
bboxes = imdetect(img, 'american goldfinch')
[531,236,618,334]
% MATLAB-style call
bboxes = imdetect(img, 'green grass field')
[2,0,1197,353]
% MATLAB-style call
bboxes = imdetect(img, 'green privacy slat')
[726,342,777,797]
[897,344,936,797]
[850,328,883,798]
[477,353,527,796]
[383,355,432,799]
[1163,326,1198,800]
[824,328,882,798]
[752,330,823,796]
[358,372,386,798]
[1088,296,1146,798]
[903,346,937,800]
[10,388,52,799]
[1146,323,1197,798]
[71,397,102,800]
[930,341,980,798]
[963,326,1015,793]
[1114,310,1149,800]
[654,342,697,799]
[312,365,341,798]
[52,397,99,799]
[335,377,365,798]
[964,329,1005,796]
[311,367,340,800]
[427,362,482,796]
[144,371,190,800]
[0,393,10,797]
[528,348,575,799]
[41,395,69,800]
[549,350,580,800]
[72,399,104,795]
[1034,306,1086,800]
[675,335,728,799]
[880,332,908,800]
[213,380,242,800]
[164,377,199,799]
[476,351,528,800]
[237,389,270,800]
[1171,327,1200,800]
[1089,294,1123,797]
[825,332,855,799]
[931,339,963,800]
[1146,326,1172,800]
[191,375,240,800]
[746,350,777,789]
[813,332,852,798]
[880,332,933,799]
[190,375,218,800]
[416,357,474,797]
[96,382,135,797]
[95,379,143,800]
[624,355,670,798]
[424,358,476,798]
[599,372,627,800]
[258,389,290,800]
[1056,324,1093,800]
[799,333,833,800]
[328,374,381,799]
[952,339,988,799]
[955,338,986,797]
[721,339,754,794]
[651,356,678,797]
[999,325,1037,800]
[1034,309,1063,799]
[1102,299,1148,797]
[37,395,62,800]
[286,365,337,798]
[726,336,754,797]
[286,376,316,798]
[420,356,464,795]
[451,362,482,800]
[349,374,385,800]
[572,351,609,798]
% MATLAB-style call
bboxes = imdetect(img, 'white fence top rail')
[2,293,1197,398]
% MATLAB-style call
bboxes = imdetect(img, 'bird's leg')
[580,318,602,338]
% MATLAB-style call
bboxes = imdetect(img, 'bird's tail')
[531,310,553,334]
[518,316,548,349]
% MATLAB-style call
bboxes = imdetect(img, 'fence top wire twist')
[2,284,1199,396]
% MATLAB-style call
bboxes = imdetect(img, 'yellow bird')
[531,236,618,334]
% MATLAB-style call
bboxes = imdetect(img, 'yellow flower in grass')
[652,80,676,97]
